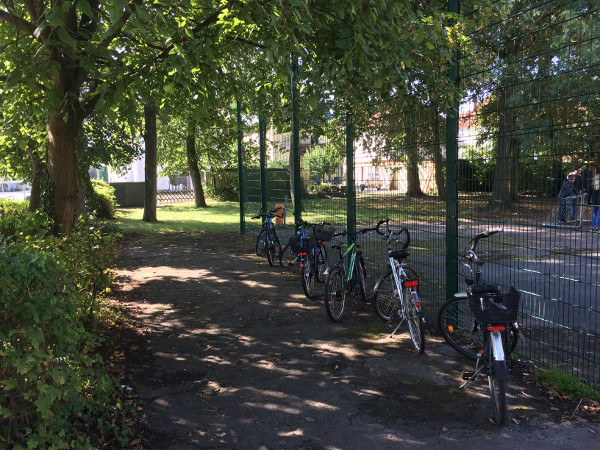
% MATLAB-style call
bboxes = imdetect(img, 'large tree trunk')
[26,146,44,212]
[432,106,446,198]
[492,84,519,204]
[186,121,207,207]
[143,102,158,223]
[47,108,80,234]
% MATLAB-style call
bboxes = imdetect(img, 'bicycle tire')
[267,244,275,266]
[405,287,425,353]
[279,242,298,268]
[325,266,346,321]
[356,254,368,302]
[438,296,518,360]
[315,242,328,282]
[373,266,418,321]
[301,258,315,299]
[487,334,507,425]
[255,229,267,257]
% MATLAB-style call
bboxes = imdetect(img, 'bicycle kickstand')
[389,316,406,338]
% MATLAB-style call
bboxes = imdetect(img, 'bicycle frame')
[387,256,422,338]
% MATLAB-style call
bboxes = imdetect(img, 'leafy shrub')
[0,200,53,244]
[86,179,118,219]
[206,180,239,202]
[0,207,129,447]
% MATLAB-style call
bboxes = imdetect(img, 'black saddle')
[389,249,410,260]
[471,283,502,295]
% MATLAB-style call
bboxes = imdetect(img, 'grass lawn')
[114,200,242,235]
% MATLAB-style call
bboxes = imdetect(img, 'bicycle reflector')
[402,279,419,288]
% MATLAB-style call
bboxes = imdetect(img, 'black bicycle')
[252,206,283,267]
[437,229,520,359]
[280,218,333,299]
[324,221,385,321]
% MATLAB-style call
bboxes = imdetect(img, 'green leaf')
[77,0,94,18]
[374,77,383,89]
[57,28,78,52]
[46,10,64,27]
[415,29,424,42]
[163,83,175,94]
[425,41,435,50]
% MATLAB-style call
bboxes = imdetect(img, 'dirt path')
[114,232,600,449]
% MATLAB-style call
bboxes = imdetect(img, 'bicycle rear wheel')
[438,296,518,360]
[373,270,399,321]
[315,242,328,282]
[325,266,345,321]
[255,229,267,257]
[405,288,425,354]
[301,258,315,299]
[487,334,507,425]
[373,267,418,321]
[279,242,298,268]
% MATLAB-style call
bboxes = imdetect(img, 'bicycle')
[437,228,521,425]
[371,220,425,354]
[324,221,384,322]
[460,285,520,425]
[281,218,332,299]
[437,229,520,359]
[252,206,283,267]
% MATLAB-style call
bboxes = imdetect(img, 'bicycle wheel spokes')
[301,259,315,299]
[315,243,328,282]
[255,229,267,257]
[438,296,482,360]
[373,270,400,321]
[487,339,507,425]
[279,243,298,269]
[325,266,346,321]
[405,288,425,354]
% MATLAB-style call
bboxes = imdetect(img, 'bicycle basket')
[314,225,334,242]
[289,235,316,254]
[467,286,520,323]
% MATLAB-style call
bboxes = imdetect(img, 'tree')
[302,143,344,184]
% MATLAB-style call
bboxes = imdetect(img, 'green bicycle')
[324,220,386,322]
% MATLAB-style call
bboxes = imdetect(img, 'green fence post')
[259,116,267,216]
[237,101,245,236]
[445,0,460,299]
[346,113,356,244]
[291,56,302,227]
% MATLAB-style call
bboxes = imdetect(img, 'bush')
[86,179,118,219]
[0,207,130,447]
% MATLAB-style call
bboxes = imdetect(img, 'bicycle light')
[402,279,419,288]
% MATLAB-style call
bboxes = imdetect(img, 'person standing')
[591,166,600,231]
[557,174,578,223]
[572,167,583,220]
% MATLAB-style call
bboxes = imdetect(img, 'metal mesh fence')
[237,1,600,389]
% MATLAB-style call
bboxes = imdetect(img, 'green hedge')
[0,202,131,448]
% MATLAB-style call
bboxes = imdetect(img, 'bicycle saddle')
[389,249,410,260]
[471,283,502,295]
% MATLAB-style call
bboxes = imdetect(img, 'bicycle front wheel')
[438,296,518,360]
[405,288,425,354]
[355,255,368,302]
[325,266,346,321]
[373,269,399,321]
[301,258,315,299]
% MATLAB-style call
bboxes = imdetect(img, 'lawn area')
[114,200,241,234]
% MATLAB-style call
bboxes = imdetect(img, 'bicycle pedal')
[462,371,476,380]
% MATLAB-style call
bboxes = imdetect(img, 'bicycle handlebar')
[376,218,410,249]
[331,219,387,240]
[469,228,503,252]
[252,206,283,220]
